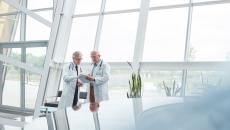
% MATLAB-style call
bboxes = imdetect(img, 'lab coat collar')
[70,62,82,72]
[94,59,102,67]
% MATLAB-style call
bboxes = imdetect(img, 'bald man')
[86,50,111,112]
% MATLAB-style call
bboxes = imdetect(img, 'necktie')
[75,65,78,76]
[72,65,79,107]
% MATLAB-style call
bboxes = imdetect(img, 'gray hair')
[72,51,82,58]
[91,50,101,56]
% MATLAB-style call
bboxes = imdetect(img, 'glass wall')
[74,0,102,14]
[186,71,226,96]
[143,8,188,61]
[2,48,21,107]
[1,0,230,107]
[105,0,141,11]
[99,12,138,62]
[66,16,98,62]
[26,11,52,41]
[0,0,19,42]
[68,0,230,98]
[141,70,183,97]
[0,0,49,109]
[189,3,230,61]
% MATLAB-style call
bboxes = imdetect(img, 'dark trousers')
[72,85,79,107]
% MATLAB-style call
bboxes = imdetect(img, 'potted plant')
[126,62,143,125]
[127,62,142,98]
[162,80,181,97]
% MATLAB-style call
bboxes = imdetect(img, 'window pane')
[109,68,130,99]
[25,72,40,108]
[2,49,21,107]
[150,0,189,7]
[189,4,230,61]
[75,0,102,14]
[99,13,138,62]
[25,48,45,108]
[26,47,46,68]
[26,11,52,41]
[13,16,21,42]
[141,70,183,97]
[66,16,99,62]
[27,0,53,10]
[0,14,19,42]
[0,0,18,14]
[34,10,53,23]
[143,8,188,61]
[105,0,141,11]
[186,71,226,96]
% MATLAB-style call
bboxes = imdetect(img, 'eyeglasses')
[73,57,82,60]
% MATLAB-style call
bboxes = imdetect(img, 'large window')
[2,48,21,107]
[74,0,102,14]
[27,0,53,10]
[141,70,183,97]
[0,0,18,14]
[26,11,52,41]
[109,68,131,99]
[66,16,99,62]
[99,13,139,62]
[189,4,230,61]
[143,8,188,61]
[25,47,45,108]
[186,71,226,96]
[105,0,141,11]
[0,1,20,42]
[1,47,45,108]
[1,0,230,107]
[0,14,18,42]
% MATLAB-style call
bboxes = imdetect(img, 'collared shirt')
[91,60,102,76]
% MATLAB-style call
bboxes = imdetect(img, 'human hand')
[86,74,95,81]
[77,80,83,87]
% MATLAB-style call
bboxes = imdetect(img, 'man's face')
[91,52,100,64]
[72,55,82,65]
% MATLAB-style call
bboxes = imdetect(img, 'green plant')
[162,80,181,97]
[127,62,142,98]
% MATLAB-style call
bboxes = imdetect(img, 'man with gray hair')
[86,50,111,112]
[59,51,83,110]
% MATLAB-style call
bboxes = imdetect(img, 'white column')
[94,0,106,50]
[132,0,150,125]
[181,0,193,97]
[20,0,27,111]
[132,0,150,71]
[33,0,77,118]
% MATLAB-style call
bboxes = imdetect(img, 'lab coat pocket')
[96,70,103,76]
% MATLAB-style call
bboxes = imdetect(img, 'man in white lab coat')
[59,51,83,110]
[86,50,111,112]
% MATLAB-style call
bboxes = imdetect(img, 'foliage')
[5,52,45,80]
[162,80,181,97]
[127,62,142,98]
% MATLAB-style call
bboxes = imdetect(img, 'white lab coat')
[58,62,82,109]
[87,60,110,102]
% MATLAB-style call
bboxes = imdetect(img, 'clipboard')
[78,74,90,83]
